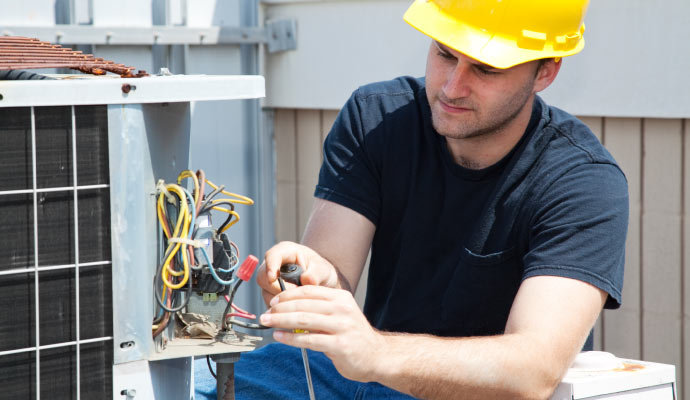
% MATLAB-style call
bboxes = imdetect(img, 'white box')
[551,353,676,399]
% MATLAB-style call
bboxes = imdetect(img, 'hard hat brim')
[403,0,585,69]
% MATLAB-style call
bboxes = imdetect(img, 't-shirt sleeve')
[314,92,382,224]
[522,163,629,309]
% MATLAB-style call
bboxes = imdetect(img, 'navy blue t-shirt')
[315,77,628,338]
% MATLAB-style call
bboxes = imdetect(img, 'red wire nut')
[237,255,259,282]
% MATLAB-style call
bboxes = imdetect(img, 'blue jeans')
[194,343,417,399]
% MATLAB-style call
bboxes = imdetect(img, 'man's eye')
[437,51,455,61]
[476,66,498,75]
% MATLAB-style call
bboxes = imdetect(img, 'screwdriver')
[278,263,317,400]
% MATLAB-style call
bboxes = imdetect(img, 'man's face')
[425,41,541,140]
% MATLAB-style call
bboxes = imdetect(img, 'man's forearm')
[371,332,570,400]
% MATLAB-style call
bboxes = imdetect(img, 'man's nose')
[442,63,472,99]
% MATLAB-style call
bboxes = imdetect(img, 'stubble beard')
[430,79,536,140]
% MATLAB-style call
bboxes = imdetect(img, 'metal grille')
[0,106,113,399]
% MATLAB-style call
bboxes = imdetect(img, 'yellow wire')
[177,170,200,205]
[155,172,256,293]
[205,179,254,205]
[159,184,190,289]
[208,204,241,232]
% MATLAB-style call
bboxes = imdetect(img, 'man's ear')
[533,59,562,93]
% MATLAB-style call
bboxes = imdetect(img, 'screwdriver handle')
[279,263,304,287]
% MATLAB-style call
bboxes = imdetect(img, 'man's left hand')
[259,285,386,382]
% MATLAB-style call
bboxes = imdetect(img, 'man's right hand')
[256,241,342,307]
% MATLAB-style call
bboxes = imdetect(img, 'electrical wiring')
[226,312,256,319]
[154,245,193,313]
[222,280,243,331]
[200,246,236,286]
[224,319,270,330]
[199,185,225,213]
[158,186,192,288]
[222,279,269,331]
[206,355,217,379]
[223,294,256,319]
[152,287,173,338]
[152,169,256,338]
[205,179,254,206]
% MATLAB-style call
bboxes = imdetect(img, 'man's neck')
[445,98,535,170]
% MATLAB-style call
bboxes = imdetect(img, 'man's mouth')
[439,99,473,114]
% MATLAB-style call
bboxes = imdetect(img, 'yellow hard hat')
[404,0,589,69]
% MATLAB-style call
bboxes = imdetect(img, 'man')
[200,0,628,398]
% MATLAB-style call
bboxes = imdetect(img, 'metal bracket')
[0,19,298,53]
[265,19,297,53]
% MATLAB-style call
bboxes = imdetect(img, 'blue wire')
[181,187,196,238]
[215,244,240,274]
[200,246,236,286]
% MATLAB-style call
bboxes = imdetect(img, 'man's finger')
[269,298,338,316]
[272,285,351,305]
[261,310,341,333]
[273,330,334,353]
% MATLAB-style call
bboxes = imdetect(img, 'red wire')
[223,295,256,319]
[226,312,256,320]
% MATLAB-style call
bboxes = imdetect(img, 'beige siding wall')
[273,109,687,397]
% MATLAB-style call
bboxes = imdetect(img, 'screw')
[121,84,136,94]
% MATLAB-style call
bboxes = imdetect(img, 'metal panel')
[678,119,690,399]
[187,0,241,27]
[0,25,273,46]
[0,75,265,107]
[108,102,192,365]
[113,358,192,399]
[543,0,690,119]
[0,1,54,26]
[93,0,153,27]
[263,0,428,110]
[261,0,690,119]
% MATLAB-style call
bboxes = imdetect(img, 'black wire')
[206,355,217,379]
[221,279,270,331]
[222,280,243,331]
[199,184,225,213]
[217,213,236,235]
[227,320,271,330]
[154,270,192,313]
[153,189,195,314]
[199,199,235,218]
[153,243,193,313]
[201,199,237,234]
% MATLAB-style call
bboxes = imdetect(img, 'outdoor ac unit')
[0,74,265,399]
